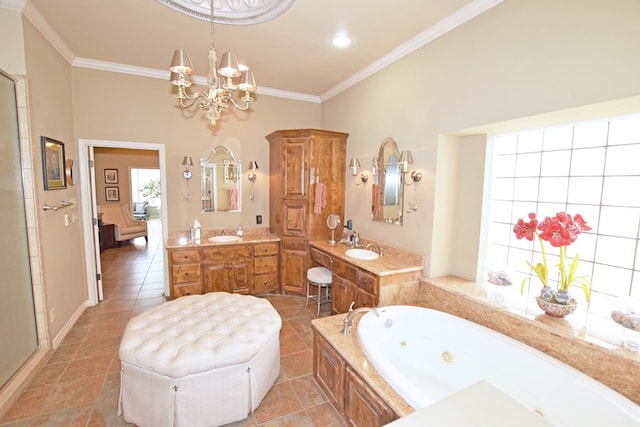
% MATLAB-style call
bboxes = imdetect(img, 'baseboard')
[52,300,88,350]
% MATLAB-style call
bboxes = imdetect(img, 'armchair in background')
[132,201,150,220]
[98,204,148,245]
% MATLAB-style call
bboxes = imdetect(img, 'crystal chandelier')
[168,0,257,127]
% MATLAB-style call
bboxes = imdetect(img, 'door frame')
[78,138,169,305]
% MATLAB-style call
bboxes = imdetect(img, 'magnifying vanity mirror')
[200,145,242,213]
[372,137,404,225]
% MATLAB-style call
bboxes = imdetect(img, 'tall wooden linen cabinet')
[267,129,348,295]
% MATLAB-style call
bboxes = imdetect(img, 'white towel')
[314,183,326,214]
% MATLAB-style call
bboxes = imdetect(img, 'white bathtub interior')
[357,305,640,426]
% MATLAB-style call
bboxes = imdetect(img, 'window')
[486,114,640,318]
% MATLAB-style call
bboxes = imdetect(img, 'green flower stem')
[559,245,567,292]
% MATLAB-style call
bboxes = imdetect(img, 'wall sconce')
[399,150,422,185]
[248,160,258,182]
[349,158,369,184]
[182,156,193,180]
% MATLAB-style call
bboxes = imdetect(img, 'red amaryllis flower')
[513,213,538,241]
[513,211,592,303]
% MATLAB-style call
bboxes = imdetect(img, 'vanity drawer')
[172,264,201,284]
[255,256,278,274]
[170,249,201,264]
[310,248,332,269]
[202,245,253,261]
[355,287,376,308]
[255,242,279,256]
[254,273,278,294]
[356,270,377,294]
[281,237,308,252]
[332,259,357,282]
[172,282,202,298]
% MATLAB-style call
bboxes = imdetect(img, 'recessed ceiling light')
[332,35,352,48]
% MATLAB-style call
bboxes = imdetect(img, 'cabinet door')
[283,200,307,236]
[281,249,307,294]
[203,262,229,293]
[283,139,307,197]
[313,332,345,413]
[228,259,253,294]
[344,367,397,427]
[332,275,356,314]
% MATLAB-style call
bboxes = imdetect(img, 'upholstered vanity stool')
[118,292,282,427]
[305,266,332,316]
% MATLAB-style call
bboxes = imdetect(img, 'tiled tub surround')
[311,276,640,423]
[420,276,640,407]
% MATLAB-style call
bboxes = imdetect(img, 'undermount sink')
[345,248,380,261]
[208,235,242,243]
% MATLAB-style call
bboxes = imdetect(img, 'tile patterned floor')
[1,220,345,427]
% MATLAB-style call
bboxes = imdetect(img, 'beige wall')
[71,68,322,232]
[0,8,25,75]
[22,17,87,342]
[321,0,640,279]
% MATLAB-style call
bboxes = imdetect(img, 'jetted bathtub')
[357,305,640,426]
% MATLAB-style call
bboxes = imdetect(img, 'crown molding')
[22,1,75,63]
[0,0,26,11]
[320,0,503,102]
[72,58,320,103]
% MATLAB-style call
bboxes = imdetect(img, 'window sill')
[418,276,640,406]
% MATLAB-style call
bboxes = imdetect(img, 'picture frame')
[41,136,66,190]
[104,168,119,184]
[105,186,120,201]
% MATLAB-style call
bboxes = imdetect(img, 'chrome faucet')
[365,242,384,255]
[342,302,380,335]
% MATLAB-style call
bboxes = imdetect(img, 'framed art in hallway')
[41,136,66,190]
[104,168,118,184]
[105,186,120,201]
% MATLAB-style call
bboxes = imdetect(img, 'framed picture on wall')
[41,136,67,190]
[104,168,118,184]
[105,186,120,201]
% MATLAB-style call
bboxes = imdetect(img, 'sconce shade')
[170,49,193,74]
[182,156,194,167]
[349,158,361,176]
[249,160,259,171]
[399,150,414,173]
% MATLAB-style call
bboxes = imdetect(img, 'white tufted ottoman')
[118,292,282,427]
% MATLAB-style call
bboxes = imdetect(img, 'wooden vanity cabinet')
[254,242,279,294]
[267,129,348,295]
[314,332,397,427]
[202,245,253,294]
[168,242,278,298]
[169,249,202,298]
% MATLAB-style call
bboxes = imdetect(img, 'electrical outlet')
[50,308,55,323]
[64,214,71,226]
[256,215,262,224]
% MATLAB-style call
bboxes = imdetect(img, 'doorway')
[78,139,169,306]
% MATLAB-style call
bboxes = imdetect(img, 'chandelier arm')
[227,94,254,110]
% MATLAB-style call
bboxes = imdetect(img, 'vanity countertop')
[165,232,280,250]
[309,240,424,276]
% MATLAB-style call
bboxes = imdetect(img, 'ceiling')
[21,0,500,102]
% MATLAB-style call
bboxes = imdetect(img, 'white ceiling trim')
[22,1,75,64]
[0,0,26,11]
[320,0,503,102]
